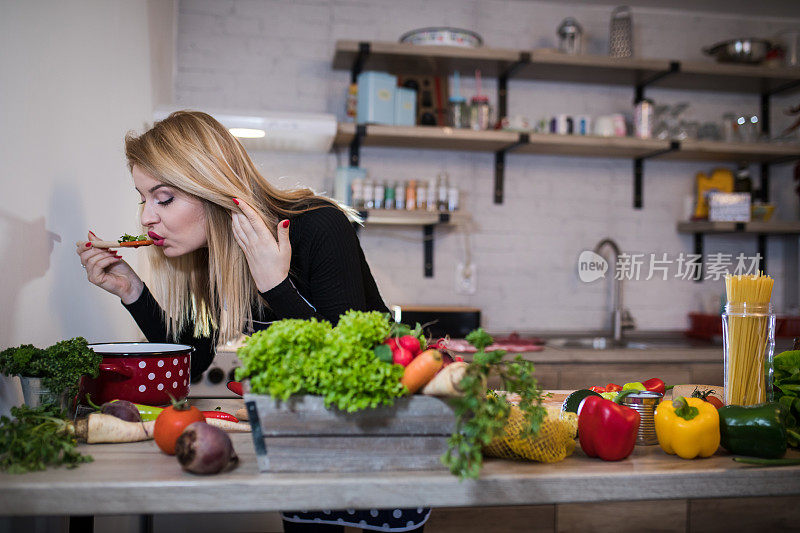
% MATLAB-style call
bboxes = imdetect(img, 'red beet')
[175,422,238,475]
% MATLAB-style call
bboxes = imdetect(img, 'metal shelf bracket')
[498,52,531,121]
[349,125,366,167]
[633,141,679,209]
[351,42,370,84]
[494,133,529,204]
[635,61,680,102]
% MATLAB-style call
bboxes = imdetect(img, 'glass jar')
[469,96,491,131]
[722,303,776,406]
[448,97,470,129]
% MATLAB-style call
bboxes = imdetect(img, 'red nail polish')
[282,220,290,228]
[85,242,92,247]
[232,198,239,205]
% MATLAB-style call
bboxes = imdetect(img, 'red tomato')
[704,396,723,409]
[154,404,206,455]
[398,335,421,356]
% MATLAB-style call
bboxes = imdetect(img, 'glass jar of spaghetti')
[722,274,776,406]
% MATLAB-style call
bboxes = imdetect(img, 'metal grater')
[609,6,633,58]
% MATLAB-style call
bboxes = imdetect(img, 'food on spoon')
[175,422,239,475]
[76,233,154,249]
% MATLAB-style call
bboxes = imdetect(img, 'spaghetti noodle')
[723,273,775,406]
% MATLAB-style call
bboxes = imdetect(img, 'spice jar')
[470,95,491,131]
[448,96,470,128]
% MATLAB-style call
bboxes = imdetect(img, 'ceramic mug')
[594,115,615,137]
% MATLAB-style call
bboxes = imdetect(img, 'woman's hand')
[76,231,144,304]
[231,198,291,292]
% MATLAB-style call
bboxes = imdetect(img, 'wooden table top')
[1,398,798,517]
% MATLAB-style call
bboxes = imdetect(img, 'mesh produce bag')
[484,405,578,463]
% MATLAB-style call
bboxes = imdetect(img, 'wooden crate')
[244,394,456,473]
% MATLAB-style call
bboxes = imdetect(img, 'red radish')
[398,335,421,356]
[392,346,414,367]
[385,337,399,351]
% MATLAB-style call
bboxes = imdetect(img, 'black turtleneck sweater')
[123,206,388,378]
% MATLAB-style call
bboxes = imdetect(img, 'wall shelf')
[334,123,800,163]
[333,41,800,94]
[333,40,800,279]
[357,209,466,278]
[677,221,800,281]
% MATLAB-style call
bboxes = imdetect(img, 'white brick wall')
[175,0,800,333]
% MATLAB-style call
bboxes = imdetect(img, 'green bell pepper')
[718,402,787,459]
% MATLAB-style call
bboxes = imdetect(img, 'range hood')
[153,107,336,153]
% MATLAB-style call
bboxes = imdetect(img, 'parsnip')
[234,407,249,421]
[422,361,469,397]
[205,418,251,432]
[75,414,155,444]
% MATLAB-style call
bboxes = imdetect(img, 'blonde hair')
[125,110,350,343]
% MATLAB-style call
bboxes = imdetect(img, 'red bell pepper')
[201,411,239,423]
[643,377,666,395]
[578,394,641,461]
[605,383,623,392]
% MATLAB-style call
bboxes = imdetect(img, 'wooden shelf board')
[662,140,800,163]
[517,133,670,158]
[362,209,467,226]
[654,61,800,93]
[335,123,520,152]
[333,40,521,78]
[677,221,800,234]
[333,41,800,95]
[522,49,674,86]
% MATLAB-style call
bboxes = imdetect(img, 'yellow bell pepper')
[655,396,720,459]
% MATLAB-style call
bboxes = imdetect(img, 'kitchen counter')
[1,399,799,518]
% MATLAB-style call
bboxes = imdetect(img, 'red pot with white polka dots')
[81,343,194,406]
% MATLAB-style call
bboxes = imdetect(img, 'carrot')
[74,414,155,444]
[401,349,443,394]
[421,361,469,397]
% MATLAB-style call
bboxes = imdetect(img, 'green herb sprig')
[0,404,92,474]
[119,233,148,242]
[443,328,546,479]
[0,337,101,401]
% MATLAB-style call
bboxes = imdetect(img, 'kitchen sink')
[545,336,716,350]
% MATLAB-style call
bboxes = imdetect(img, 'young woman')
[75,110,427,533]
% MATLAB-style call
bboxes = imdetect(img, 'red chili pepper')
[642,377,666,395]
[201,411,239,423]
[605,383,623,392]
[590,386,607,393]
[578,395,640,461]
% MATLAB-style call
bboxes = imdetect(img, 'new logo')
[577,251,608,283]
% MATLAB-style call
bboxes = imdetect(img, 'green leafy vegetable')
[443,328,546,479]
[0,337,101,401]
[0,404,92,474]
[773,349,800,448]
[119,233,148,242]
[235,311,405,412]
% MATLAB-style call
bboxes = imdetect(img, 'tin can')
[634,99,654,139]
[620,390,663,445]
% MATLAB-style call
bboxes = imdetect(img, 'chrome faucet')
[593,238,635,343]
